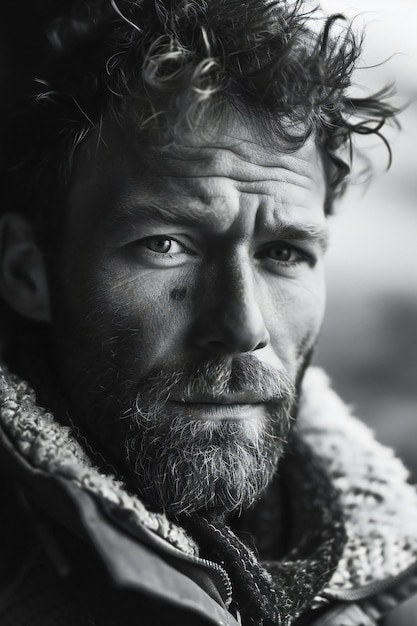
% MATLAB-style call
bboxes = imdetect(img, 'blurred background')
[316,0,417,479]
[1,1,416,621]
[317,4,417,622]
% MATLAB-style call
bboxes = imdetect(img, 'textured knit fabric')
[182,434,347,625]
[297,369,417,597]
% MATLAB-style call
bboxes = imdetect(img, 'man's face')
[49,109,328,516]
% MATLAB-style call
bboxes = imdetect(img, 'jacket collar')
[297,368,417,600]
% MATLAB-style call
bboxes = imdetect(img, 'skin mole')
[170,287,187,301]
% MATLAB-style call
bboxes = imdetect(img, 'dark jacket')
[0,365,416,626]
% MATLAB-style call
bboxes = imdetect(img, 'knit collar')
[0,364,417,618]
[297,368,417,598]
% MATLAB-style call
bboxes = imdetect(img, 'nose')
[192,255,270,355]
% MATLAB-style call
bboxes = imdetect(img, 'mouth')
[169,399,267,421]
[172,392,268,405]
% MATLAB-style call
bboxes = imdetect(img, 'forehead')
[68,108,327,236]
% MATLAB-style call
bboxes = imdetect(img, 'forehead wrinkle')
[164,125,317,165]
[92,116,326,236]
[107,166,325,238]
[127,166,319,200]
[161,142,302,169]
[109,190,240,232]
[156,149,319,190]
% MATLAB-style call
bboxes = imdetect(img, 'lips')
[171,393,265,404]
[170,392,269,405]
[167,400,268,421]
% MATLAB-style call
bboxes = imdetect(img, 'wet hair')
[3,0,397,242]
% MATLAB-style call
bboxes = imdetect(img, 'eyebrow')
[267,221,329,252]
[111,196,215,229]
[111,197,329,251]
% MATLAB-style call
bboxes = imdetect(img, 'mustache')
[131,354,295,409]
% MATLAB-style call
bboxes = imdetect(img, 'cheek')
[78,264,194,369]
[265,270,326,373]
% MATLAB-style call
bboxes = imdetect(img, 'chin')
[122,403,291,516]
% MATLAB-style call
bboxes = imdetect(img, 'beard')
[12,313,308,517]
[79,353,296,517]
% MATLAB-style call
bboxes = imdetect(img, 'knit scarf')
[182,434,347,625]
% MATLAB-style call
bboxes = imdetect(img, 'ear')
[0,213,51,322]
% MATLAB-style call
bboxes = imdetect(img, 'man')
[0,1,416,624]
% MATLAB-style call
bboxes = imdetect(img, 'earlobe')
[0,213,51,322]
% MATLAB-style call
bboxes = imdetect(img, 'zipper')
[188,553,234,607]
[102,500,234,607]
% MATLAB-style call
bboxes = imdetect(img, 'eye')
[255,241,312,270]
[143,236,185,254]
[129,235,196,267]
[265,243,293,262]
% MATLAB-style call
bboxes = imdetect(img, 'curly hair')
[3,0,397,242]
